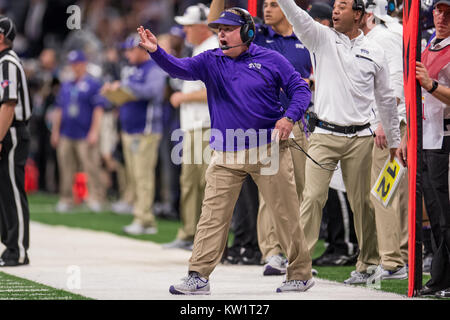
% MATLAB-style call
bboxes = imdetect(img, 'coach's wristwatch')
[284,116,294,124]
[427,80,439,94]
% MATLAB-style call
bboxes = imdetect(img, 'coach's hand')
[273,117,294,141]
[137,26,158,53]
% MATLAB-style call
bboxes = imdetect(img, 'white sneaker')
[276,278,315,293]
[312,268,318,276]
[55,201,73,213]
[123,223,157,235]
[162,239,193,250]
[263,254,287,276]
[344,271,371,284]
[367,265,408,283]
[87,201,102,213]
[111,201,134,215]
[169,272,210,295]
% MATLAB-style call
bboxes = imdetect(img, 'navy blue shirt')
[150,43,311,151]
[119,59,167,134]
[253,24,312,78]
[56,75,106,139]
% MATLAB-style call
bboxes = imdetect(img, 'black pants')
[321,188,358,256]
[0,125,30,263]
[423,138,450,290]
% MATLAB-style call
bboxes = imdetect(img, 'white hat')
[174,4,209,25]
[365,0,402,34]
[365,0,398,24]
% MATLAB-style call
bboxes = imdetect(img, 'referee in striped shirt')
[0,16,32,267]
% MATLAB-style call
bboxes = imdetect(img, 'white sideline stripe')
[8,128,26,264]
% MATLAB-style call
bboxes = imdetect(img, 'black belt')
[316,118,370,134]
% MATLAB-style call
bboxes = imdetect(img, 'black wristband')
[427,80,439,94]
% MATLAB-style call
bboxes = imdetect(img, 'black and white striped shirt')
[0,48,32,122]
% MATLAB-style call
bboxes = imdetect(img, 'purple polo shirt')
[55,75,106,139]
[149,43,311,151]
[253,24,312,110]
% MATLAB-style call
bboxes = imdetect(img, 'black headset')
[352,0,366,13]
[229,7,256,45]
[198,3,207,22]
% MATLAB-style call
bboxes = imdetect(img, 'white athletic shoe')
[344,271,371,284]
[367,265,408,283]
[55,201,73,213]
[111,201,134,215]
[169,272,210,295]
[123,222,157,235]
[86,201,102,213]
[263,254,287,276]
[276,278,315,293]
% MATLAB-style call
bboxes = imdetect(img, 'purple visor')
[208,11,245,29]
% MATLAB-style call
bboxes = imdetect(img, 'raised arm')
[208,0,225,25]
[277,0,330,52]
[137,26,205,81]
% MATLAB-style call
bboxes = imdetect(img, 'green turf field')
[18,192,442,299]
[0,272,90,300]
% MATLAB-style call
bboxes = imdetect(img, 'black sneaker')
[313,252,356,266]
[222,246,242,265]
[418,285,439,297]
[435,288,450,298]
[0,256,30,267]
[241,248,263,266]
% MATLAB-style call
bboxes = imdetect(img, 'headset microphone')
[220,43,246,50]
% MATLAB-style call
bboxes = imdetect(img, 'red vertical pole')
[248,0,257,16]
[403,0,422,297]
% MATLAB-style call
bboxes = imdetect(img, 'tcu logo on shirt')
[248,62,262,70]
[361,49,370,55]
[296,43,305,49]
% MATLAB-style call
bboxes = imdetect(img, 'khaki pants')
[121,132,161,227]
[370,122,409,269]
[257,122,308,260]
[300,133,379,273]
[189,141,312,280]
[57,136,105,204]
[176,128,211,241]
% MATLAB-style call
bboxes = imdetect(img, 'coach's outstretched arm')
[137,26,204,82]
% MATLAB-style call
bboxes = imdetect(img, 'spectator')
[51,50,107,213]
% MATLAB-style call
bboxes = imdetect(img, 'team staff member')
[51,50,106,213]
[102,34,167,235]
[138,7,313,294]
[208,0,313,274]
[398,0,450,298]
[0,16,32,267]
[276,0,401,284]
